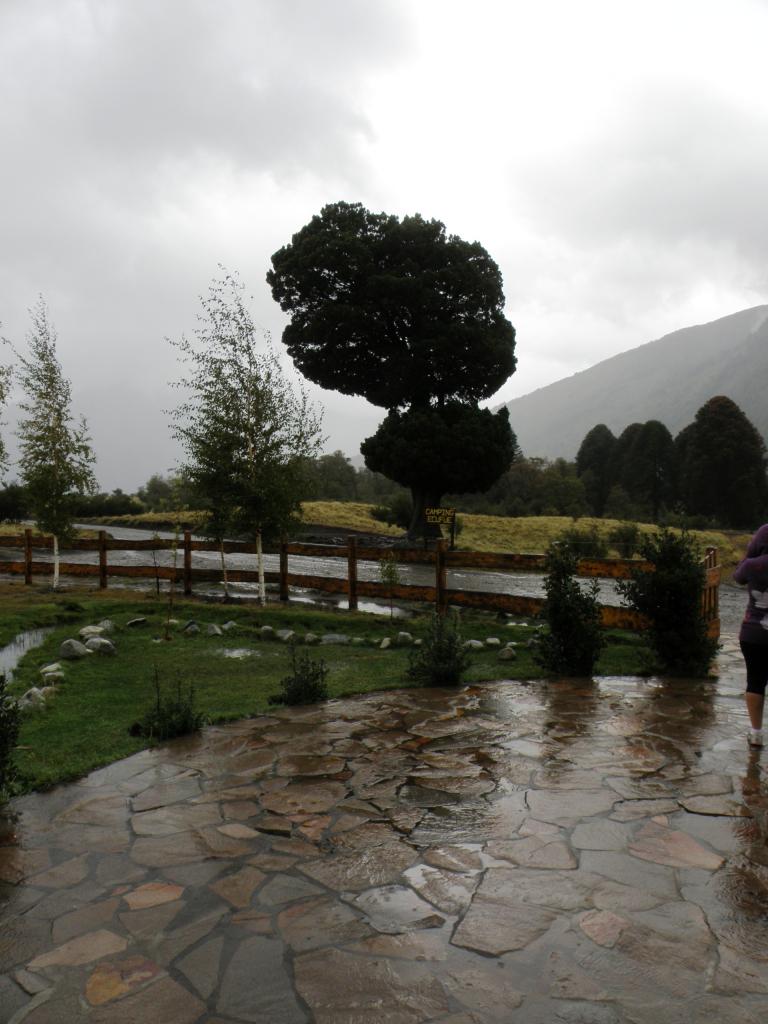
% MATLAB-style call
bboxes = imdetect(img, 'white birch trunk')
[219,540,229,599]
[53,533,60,590]
[257,530,266,605]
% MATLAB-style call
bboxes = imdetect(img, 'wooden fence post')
[24,528,32,586]
[183,531,192,596]
[279,538,289,602]
[347,535,358,611]
[98,531,108,589]
[435,539,447,615]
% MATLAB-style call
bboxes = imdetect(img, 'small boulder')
[351,637,367,646]
[85,637,116,656]
[462,640,484,651]
[259,626,276,640]
[41,671,66,684]
[207,624,224,636]
[276,629,297,643]
[20,687,46,708]
[380,637,392,650]
[485,637,501,647]
[39,686,57,700]
[413,638,423,647]
[126,617,147,628]
[221,621,238,632]
[304,632,320,645]
[183,622,200,636]
[79,625,106,639]
[498,647,518,662]
[96,619,115,633]
[321,634,350,645]
[394,631,414,647]
[39,663,63,677]
[60,639,90,660]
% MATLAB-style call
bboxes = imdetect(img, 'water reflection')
[0,628,53,681]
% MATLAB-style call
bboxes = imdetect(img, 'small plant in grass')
[616,528,718,676]
[269,645,329,705]
[557,524,608,559]
[130,667,204,740]
[379,551,402,619]
[534,541,605,676]
[0,673,21,802]
[405,611,469,687]
[609,522,640,558]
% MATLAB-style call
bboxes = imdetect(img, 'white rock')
[40,663,62,676]
[394,632,414,647]
[498,647,518,661]
[277,629,297,643]
[85,637,116,656]
[463,640,484,650]
[79,625,106,639]
[60,639,90,660]
[304,632,320,645]
[221,621,238,632]
[485,637,501,647]
[207,624,224,636]
[380,637,392,650]
[259,626,276,640]
[320,634,350,645]
[96,619,115,633]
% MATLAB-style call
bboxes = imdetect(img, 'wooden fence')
[0,529,721,637]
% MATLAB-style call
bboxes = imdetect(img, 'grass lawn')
[1,585,651,793]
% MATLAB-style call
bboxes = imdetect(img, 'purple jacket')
[734,523,768,644]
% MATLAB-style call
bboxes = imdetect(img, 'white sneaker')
[748,728,764,747]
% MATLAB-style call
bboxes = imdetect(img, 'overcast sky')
[2,0,767,490]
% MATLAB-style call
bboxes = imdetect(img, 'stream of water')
[0,523,746,636]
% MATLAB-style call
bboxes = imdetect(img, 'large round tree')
[676,395,767,527]
[268,202,517,536]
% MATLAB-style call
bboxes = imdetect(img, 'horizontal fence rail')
[0,529,720,637]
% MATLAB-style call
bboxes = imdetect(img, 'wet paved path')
[2,637,768,1023]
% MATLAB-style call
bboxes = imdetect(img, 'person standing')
[734,524,768,746]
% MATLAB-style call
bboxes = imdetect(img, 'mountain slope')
[503,305,768,458]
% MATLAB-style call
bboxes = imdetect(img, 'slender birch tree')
[171,270,323,603]
[12,298,97,589]
[0,354,11,481]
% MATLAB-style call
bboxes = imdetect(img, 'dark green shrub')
[270,646,329,705]
[0,674,21,802]
[534,542,605,676]
[609,523,640,558]
[370,493,413,530]
[557,524,608,559]
[130,669,204,740]
[616,528,718,676]
[405,612,470,686]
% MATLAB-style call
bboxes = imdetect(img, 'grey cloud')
[516,85,768,266]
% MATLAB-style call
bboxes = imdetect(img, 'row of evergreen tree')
[576,395,767,528]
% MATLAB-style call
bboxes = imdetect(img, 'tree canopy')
[11,298,97,586]
[171,270,323,598]
[268,202,517,536]
[676,395,767,527]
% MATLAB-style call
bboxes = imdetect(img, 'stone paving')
[2,635,768,1023]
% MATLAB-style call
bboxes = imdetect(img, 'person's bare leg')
[746,692,764,731]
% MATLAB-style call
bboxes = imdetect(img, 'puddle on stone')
[0,628,54,681]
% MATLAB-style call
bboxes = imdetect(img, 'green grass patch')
[2,590,652,793]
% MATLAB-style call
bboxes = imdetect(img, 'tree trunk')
[407,488,443,542]
[52,534,60,590]
[219,540,229,599]
[256,530,266,605]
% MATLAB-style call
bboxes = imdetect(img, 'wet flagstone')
[3,650,768,1021]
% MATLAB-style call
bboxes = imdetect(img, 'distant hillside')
[503,305,768,458]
